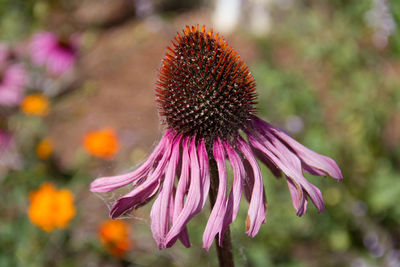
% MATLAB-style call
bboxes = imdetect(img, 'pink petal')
[248,131,325,213]
[286,176,307,216]
[166,137,202,248]
[198,138,210,211]
[252,146,282,178]
[170,186,190,248]
[109,131,175,218]
[171,136,192,248]
[149,190,163,247]
[242,159,254,203]
[202,138,228,250]
[237,136,266,237]
[253,116,342,180]
[221,140,244,237]
[90,130,173,192]
[150,135,181,249]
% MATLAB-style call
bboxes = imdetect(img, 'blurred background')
[1,0,400,266]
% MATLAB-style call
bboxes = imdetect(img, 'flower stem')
[209,157,235,267]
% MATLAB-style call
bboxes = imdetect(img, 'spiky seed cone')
[156,25,257,141]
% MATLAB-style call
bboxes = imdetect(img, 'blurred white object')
[365,0,396,49]
[212,0,241,33]
[213,0,272,36]
[249,0,272,37]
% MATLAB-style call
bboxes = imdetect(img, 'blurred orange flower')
[36,138,53,159]
[21,94,49,116]
[28,183,75,232]
[83,128,120,160]
[99,219,132,257]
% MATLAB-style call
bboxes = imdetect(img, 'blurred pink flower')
[30,32,78,76]
[0,44,27,106]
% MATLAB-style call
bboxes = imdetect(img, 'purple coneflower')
[90,25,342,250]
[30,32,78,76]
[0,44,27,106]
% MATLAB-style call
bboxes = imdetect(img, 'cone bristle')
[156,25,257,140]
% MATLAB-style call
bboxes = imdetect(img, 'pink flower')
[90,25,342,250]
[0,44,27,106]
[30,32,78,76]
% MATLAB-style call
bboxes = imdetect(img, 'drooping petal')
[286,176,307,216]
[252,146,282,178]
[90,130,173,193]
[149,188,163,246]
[198,138,210,211]
[274,133,341,179]
[203,138,228,250]
[172,136,192,248]
[237,136,266,237]
[166,137,202,248]
[248,131,325,213]
[173,137,190,220]
[253,116,342,180]
[150,135,182,249]
[170,186,190,248]
[221,141,244,236]
[109,132,175,218]
[267,134,324,212]
[242,159,254,203]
